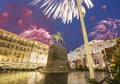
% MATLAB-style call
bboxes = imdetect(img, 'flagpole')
[77,0,95,79]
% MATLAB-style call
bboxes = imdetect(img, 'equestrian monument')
[39,32,70,73]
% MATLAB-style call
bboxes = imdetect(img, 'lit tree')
[30,0,95,79]
[105,38,120,83]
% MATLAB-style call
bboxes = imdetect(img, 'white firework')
[29,0,94,24]
[29,0,41,5]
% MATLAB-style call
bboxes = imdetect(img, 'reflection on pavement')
[0,71,107,84]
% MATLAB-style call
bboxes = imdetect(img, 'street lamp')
[77,0,94,79]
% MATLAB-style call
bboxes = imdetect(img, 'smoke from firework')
[89,18,120,40]
[20,25,52,45]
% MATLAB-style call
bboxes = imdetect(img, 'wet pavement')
[0,71,107,84]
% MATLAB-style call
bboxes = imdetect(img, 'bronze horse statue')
[51,32,64,45]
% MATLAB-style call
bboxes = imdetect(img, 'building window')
[16,46,18,49]
[2,43,5,47]
[0,50,2,53]
[43,48,45,51]
[14,52,16,55]
[1,58,4,61]
[37,51,39,54]
[0,32,2,37]
[12,39,16,42]
[11,45,14,48]
[24,48,26,51]
[27,48,29,51]
[9,51,12,55]
[17,55,20,58]
[7,59,9,62]
[20,47,22,50]
[12,59,14,62]
[22,56,24,58]
[4,51,8,55]
[7,44,10,48]
[16,60,18,62]
[4,43,8,47]
[0,42,2,46]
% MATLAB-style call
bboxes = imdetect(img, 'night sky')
[0,0,120,51]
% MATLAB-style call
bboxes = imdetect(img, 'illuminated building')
[0,28,49,69]
[68,40,116,69]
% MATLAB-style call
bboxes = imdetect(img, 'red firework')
[89,18,120,40]
[23,8,33,17]
[20,25,52,45]
[90,16,95,22]
[2,12,9,17]
[18,19,23,26]
[101,5,107,11]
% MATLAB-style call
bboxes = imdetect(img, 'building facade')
[68,40,116,69]
[0,28,49,69]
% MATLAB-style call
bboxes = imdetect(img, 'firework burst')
[89,18,120,40]
[29,0,93,24]
[20,25,52,45]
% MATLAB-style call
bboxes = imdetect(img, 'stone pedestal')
[44,73,68,84]
[39,44,69,73]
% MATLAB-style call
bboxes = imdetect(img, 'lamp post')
[77,0,95,79]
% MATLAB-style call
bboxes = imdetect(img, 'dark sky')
[0,0,120,51]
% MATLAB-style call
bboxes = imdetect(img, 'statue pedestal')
[39,44,70,73]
